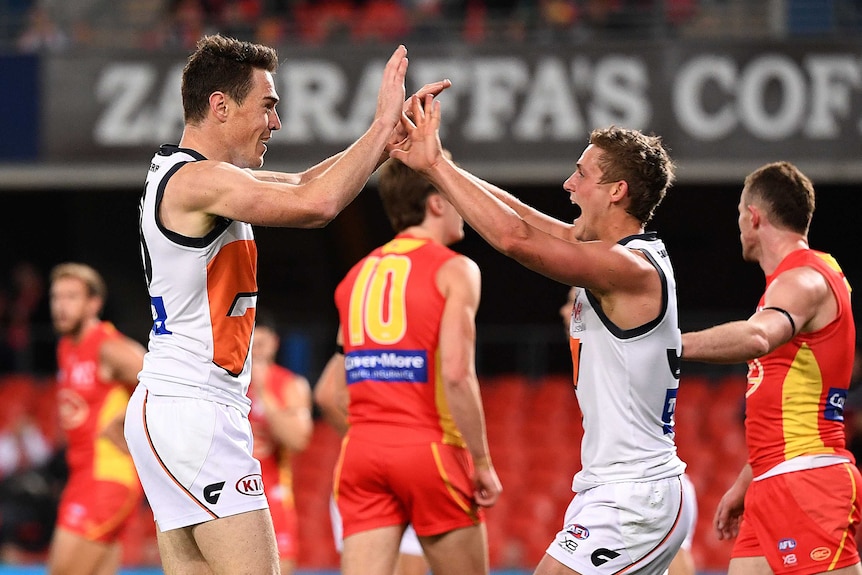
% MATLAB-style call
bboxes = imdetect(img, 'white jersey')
[138,145,257,414]
[566,233,685,492]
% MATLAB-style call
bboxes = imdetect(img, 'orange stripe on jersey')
[781,344,833,459]
[206,239,258,376]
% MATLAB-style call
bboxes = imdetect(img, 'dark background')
[1,179,858,378]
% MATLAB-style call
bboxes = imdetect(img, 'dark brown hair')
[182,34,279,125]
[377,158,439,233]
[743,161,815,234]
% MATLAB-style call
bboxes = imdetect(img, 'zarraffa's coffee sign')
[42,40,862,184]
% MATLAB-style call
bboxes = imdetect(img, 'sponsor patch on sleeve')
[825,388,846,421]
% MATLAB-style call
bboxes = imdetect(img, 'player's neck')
[760,233,809,275]
[69,317,100,343]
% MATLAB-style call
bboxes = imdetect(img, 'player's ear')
[609,179,628,203]
[427,193,445,216]
[748,204,761,228]
[210,92,229,121]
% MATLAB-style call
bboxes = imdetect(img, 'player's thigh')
[395,552,429,575]
[47,528,119,575]
[342,525,404,575]
[155,526,211,575]
[192,509,279,575]
[419,523,488,575]
[727,556,775,575]
[535,552,587,575]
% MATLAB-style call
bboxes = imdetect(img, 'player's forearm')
[300,118,394,223]
[426,159,528,255]
[443,376,492,464]
[268,412,313,452]
[456,166,569,239]
[682,321,771,364]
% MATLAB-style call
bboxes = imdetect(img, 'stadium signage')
[39,41,862,184]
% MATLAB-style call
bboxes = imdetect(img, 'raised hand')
[375,45,409,130]
[385,79,452,156]
[389,94,445,174]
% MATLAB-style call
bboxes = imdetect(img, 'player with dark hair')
[683,161,860,575]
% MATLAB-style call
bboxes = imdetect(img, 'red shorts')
[732,462,861,574]
[334,436,483,539]
[267,486,299,560]
[56,473,142,543]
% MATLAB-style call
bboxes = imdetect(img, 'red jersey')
[248,364,300,559]
[744,249,856,476]
[56,321,138,487]
[248,364,298,503]
[334,234,462,446]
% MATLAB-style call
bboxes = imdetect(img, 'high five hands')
[389,94,446,175]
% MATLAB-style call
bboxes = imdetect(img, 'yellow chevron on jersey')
[382,237,428,255]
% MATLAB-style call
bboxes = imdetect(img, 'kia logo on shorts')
[810,547,832,561]
[235,474,264,496]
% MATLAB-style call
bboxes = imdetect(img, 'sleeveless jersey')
[566,233,686,492]
[745,248,855,477]
[56,321,138,486]
[334,234,463,445]
[248,364,298,507]
[138,145,257,413]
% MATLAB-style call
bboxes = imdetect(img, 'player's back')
[335,235,463,446]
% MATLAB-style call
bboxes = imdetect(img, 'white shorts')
[328,496,423,556]
[545,475,695,575]
[125,384,269,532]
[679,473,697,551]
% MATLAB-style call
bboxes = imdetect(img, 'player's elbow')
[494,222,532,258]
[747,333,773,359]
[302,208,338,228]
[441,366,473,393]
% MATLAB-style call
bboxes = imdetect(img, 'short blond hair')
[50,263,107,300]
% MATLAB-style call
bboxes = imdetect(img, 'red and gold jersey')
[248,364,297,503]
[745,249,856,476]
[335,234,462,446]
[56,321,138,487]
[248,364,301,558]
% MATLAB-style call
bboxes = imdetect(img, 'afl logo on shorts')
[235,474,264,496]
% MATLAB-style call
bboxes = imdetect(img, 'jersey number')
[347,255,411,346]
